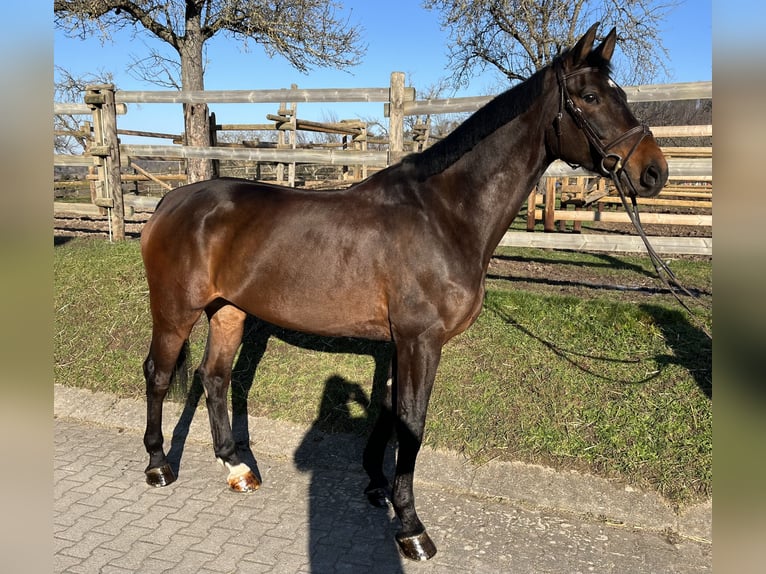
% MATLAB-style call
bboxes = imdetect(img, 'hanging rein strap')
[555,64,712,339]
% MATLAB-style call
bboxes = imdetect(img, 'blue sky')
[54,1,712,142]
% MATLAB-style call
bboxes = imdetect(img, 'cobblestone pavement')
[54,387,711,573]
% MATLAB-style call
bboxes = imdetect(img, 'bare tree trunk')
[183,101,212,182]
[179,19,212,183]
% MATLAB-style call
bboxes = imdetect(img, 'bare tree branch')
[126,45,184,89]
[55,0,366,181]
[424,0,675,87]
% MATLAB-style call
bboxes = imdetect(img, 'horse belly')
[221,248,392,340]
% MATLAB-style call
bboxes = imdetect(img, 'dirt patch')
[487,250,712,305]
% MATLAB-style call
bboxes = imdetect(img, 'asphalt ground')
[54,385,711,573]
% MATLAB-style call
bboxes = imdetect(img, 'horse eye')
[582,93,599,104]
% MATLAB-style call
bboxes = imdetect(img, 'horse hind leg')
[199,302,260,493]
[143,318,198,487]
[363,356,395,507]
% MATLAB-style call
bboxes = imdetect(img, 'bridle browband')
[553,63,711,338]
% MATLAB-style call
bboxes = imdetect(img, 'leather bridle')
[554,64,651,188]
[553,63,711,338]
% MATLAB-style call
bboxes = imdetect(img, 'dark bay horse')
[140,23,667,561]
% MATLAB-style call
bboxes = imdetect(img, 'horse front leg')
[200,304,260,493]
[390,332,443,561]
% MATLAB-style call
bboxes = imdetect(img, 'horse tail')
[169,339,191,402]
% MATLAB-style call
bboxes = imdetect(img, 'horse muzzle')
[628,154,668,198]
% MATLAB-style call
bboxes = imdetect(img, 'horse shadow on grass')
[485,298,712,399]
[638,303,712,399]
[167,315,404,573]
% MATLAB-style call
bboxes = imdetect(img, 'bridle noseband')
[554,64,651,188]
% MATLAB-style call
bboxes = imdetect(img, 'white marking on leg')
[225,462,252,480]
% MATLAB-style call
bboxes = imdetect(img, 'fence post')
[544,178,557,232]
[288,87,297,187]
[527,183,540,231]
[389,72,405,165]
[209,111,220,178]
[85,84,125,240]
[359,123,368,180]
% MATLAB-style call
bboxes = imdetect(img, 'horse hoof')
[365,486,392,508]
[228,470,261,493]
[396,530,437,561]
[145,464,176,487]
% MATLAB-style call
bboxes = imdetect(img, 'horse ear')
[571,22,601,65]
[592,27,617,63]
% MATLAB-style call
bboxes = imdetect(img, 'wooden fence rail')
[112,87,414,105]
[120,144,390,166]
[398,81,710,115]
[54,76,711,253]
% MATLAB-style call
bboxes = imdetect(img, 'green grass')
[54,237,712,506]
[431,289,711,504]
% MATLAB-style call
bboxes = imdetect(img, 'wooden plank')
[661,147,712,157]
[117,146,710,177]
[595,197,712,208]
[403,82,711,115]
[498,232,712,255]
[659,188,712,198]
[666,175,712,182]
[114,86,414,105]
[534,209,712,226]
[118,128,182,141]
[401,95,493,116]
[121,144,389,166]
[216,123,278,131]
[54,202,103,218]
[651,125,712,138]
[265,115,363,136]
[543,157,711,178]
[54,197,160,217]
[54,102,127,115]
[54,154,94,166]
[129,162,173,191]
[109,174,187,182]
[622,81,711,102]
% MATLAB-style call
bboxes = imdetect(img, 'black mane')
[402,47,616,181]
[402,66,547,180]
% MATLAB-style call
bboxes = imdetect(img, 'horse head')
[549,23,668,198]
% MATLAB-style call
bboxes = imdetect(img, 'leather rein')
[554,64,711,338]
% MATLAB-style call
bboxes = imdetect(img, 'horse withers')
[140,23,667,561]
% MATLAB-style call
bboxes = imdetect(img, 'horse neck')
[415,68,557,266]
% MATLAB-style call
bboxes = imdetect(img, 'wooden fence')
[53,73,712,253]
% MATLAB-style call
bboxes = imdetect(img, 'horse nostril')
[642,164,660,188]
